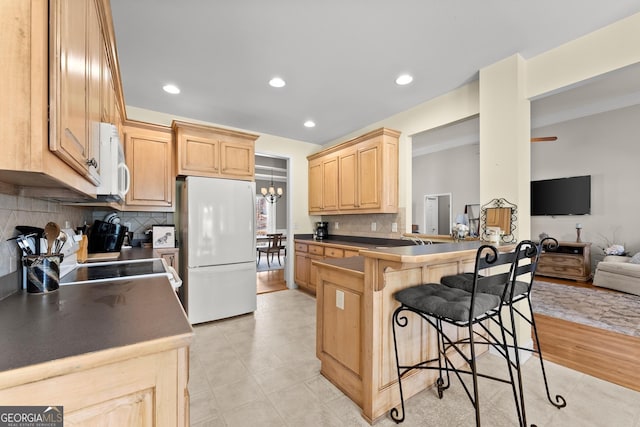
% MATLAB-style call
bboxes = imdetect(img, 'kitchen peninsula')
[313,241,514,423]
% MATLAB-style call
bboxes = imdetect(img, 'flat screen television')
[531,175,591,216]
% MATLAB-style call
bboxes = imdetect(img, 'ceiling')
[110,1,640,146]
[411,62,640,155]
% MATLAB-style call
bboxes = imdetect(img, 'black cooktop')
[61,259,166,284]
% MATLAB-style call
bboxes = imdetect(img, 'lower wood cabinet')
[294,240,362,294]
[0,345,190,427]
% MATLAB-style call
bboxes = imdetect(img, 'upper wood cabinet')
[0,0,125,200]
[307,128,400,215]
[49,0,105,185]
[308,155,339,213]
[123,121,175,211]
[173,121,259,181]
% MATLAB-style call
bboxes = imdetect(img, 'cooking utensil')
[16,226,44,254]
[54,231,68,254]
[44,222,61,255]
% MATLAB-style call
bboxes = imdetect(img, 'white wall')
[531,104,640,260]
[412,143,480,233]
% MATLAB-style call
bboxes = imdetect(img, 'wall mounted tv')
[531,175,591,216]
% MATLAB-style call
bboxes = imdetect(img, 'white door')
[425,196,439,234]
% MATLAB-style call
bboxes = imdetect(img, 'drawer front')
[540,254,583,268]
[295,243,308,253]
[537,264,584,276]
[344,249,360,258]
[308,245,324,255]
[324,247,344,258]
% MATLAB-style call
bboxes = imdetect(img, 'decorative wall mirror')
[480,198,518,243]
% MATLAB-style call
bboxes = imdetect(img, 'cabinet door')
[125,124,174,210]
[220,139,254,179]
[178,134,220,176]
[308,159,323,212]
[294,253,309,287]
[338,148,357,210]
[357,142,381,209]
[86,0,102,184]
[322,156,339,211]
[50,0,92,181]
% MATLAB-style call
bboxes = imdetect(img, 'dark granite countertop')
[0,272,192,374]
[312,256,365,273]
[294,234,414,249]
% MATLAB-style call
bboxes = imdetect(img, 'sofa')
[593,255,640,296]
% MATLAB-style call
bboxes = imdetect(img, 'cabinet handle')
[86,157,98,168]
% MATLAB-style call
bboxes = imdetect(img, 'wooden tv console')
[537,241,592,281]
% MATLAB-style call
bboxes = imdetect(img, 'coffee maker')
[315,222,328,240]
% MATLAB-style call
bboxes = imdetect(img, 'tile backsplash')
[0,193,90,295]
[323,208,406,239]
[91,210,174,244]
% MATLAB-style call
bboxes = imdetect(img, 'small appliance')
[96,123,131,202]
[315,222,328,240]
[87,220,128,253]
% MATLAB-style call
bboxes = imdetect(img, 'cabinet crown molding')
[307,127,401,160]
[171,120,259,141]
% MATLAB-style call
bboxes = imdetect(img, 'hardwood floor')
[533,276,640,392]
[256,269,287,294]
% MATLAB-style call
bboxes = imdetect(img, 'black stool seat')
[395,284,501,322]
[441,273,528,301]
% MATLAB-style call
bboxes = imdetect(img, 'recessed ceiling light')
[163,84,180,94]
[304,120,316,128]
[269,77,286,88]
[395,74,413,86]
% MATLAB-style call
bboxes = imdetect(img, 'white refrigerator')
[179,176,257,324]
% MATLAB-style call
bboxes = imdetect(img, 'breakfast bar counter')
[313,241,514,423]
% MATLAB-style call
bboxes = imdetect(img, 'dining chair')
[257,233,284,267]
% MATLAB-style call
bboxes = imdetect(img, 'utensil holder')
[23,254,63,294]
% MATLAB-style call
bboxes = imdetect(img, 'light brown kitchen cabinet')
[0,335,190,427]
[173,121,259,181]
[307,128,400,215]
[0,0,125,200]
[294,240,362,294]
[308,155,339,213]
[124,121,175,211]
[49,0,108,185]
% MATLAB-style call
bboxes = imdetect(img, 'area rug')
[256,256,285,272]
[530,281,640,338]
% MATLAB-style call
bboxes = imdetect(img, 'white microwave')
[96,123,130,202]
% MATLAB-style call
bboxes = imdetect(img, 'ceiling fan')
[531,136,557,142]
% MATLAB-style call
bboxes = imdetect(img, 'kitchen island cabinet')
[313,241,515,423]
[0,276,192,426]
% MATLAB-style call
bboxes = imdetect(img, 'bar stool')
[440,237,566,414]
[390,242,539,426]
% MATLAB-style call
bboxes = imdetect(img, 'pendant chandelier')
[261,169,283,203]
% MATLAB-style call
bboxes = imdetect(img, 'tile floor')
[189,289,640,426]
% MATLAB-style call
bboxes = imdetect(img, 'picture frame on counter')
[152,225,175,248]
